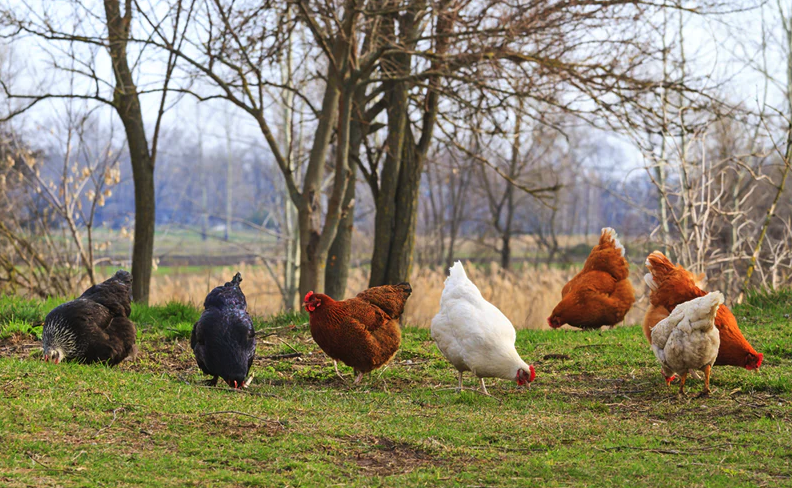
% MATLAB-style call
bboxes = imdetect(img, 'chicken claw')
[353,371,365,385]
[333,360,346,381]
[479,377,490,396]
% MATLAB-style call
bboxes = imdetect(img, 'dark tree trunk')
[383,139,424,284]
[296,66,341,297]
[369,76,409,287]
[368,1,449,287]
[103,0,155,304]
[324,163,356,299]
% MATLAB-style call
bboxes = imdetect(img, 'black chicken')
[191,272,256,388]
[42,270,137,366]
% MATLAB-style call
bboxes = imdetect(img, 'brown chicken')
[642,264,706,343]
[304,283,412,384]
[643,251,763,370]
[548,227,635,330]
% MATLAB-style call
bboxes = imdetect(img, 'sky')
[0,0,789,178]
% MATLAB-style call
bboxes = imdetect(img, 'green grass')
[0,292,790,487]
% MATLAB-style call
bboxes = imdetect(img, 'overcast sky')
[1,0,789,176]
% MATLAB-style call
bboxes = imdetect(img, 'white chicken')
[651,291,723,396]
[431,261,536,395]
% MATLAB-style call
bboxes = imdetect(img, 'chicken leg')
[333,360,346,381]
[457,371,464,393]
[678,372,688,396]
[699,364,712,397]
[353,371,365,385]
[479,377,490,396]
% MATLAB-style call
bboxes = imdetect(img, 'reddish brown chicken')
[643,251,763,370]
[547,228,635,330]
[304,283,412,384]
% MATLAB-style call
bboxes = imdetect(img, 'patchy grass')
[0,293,790,487]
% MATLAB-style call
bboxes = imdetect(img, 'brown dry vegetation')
[148,262,650,329]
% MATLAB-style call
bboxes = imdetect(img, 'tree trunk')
[324,90,365,299]
[324,164,356,299]
[296,68,340,297]
[298,82,353,296]
[369,76,409,287]
[368,1,447,286]
[371,135,426,285]
[103,0,155,304]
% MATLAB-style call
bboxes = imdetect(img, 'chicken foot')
[678,372,688,396]
[456,371,464,393]
[479,377,490,396]
[353,371,365,385]
[333,360,347,381]
[698,364,712,398]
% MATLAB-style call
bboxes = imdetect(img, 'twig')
[200,410,282,426]
[276,337,301,354]
[93,407,124,438]
[434,386,504,403]
[258,323,301,333]
[574,344,607,349]
[26,451,74,472]
[263,352,302,360]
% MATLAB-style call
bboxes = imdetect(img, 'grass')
[0,292,790,487]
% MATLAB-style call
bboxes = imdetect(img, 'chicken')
[642,268,706,343]
[304,282,411,384]
[644,251,763,370]
[651,292,723,395]
[42,270,137,366]
[191,272,256,388]
[430,261,535,395]
[547,227,635,330]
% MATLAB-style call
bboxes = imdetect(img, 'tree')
[0,0,185,303]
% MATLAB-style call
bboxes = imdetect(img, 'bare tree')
[0,0,186,303]
[0,114,123,296]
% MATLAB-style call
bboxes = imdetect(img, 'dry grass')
[148,262,650,330]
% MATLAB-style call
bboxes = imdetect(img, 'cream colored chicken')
[651,292,723,396]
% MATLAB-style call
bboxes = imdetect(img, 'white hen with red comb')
[431,261,536,395]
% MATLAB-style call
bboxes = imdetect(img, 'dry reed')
[149,262,649,330]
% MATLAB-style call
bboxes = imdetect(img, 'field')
[0,291,791,487]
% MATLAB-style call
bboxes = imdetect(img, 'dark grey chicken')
[191,272,256,388]
[42,270,137,366]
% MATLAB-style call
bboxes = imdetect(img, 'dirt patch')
[0,334,41,359]
[344,435,441,476]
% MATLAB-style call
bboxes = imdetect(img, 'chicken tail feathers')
[395,282,412,294]
[687,292,724,332]
[355,283,413,319]
[447,261,468,283]
[599,227,625,256]
[644,251,675,291]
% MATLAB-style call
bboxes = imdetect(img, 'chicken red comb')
[304,291,314,302]
[529,365,536,383]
